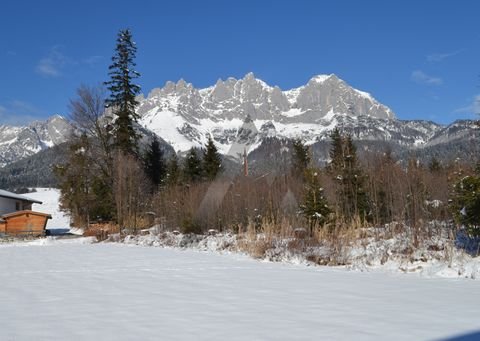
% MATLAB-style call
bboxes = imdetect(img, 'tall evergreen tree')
[203,136,222,181]
[144,136,165,189]
[328,128,370,222]
[343,135,369,220]
[291,138,311,179]
[184,148,203,183]
[104,29,141,155]
[329,128,344,172]
[300,168,331,234]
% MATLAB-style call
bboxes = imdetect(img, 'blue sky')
[1,0,479,125]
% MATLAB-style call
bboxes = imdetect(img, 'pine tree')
[343,135,370,220]
[203,136,222,181]
[144,136,165,189]
[451,171,480,237]
[300,168,331,234]
[429,157,442,172]
[104,29,141,155]
[291,138,311,178]
[453,176,480,236]
[328,128,370,222]
[166,153,181,186]
[329,128,344,172]
[184,148,203,183]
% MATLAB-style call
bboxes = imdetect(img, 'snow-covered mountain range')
[0,115,71,167]
[136,73,478,160]
[137,73,398,157]
[0,73,478,168]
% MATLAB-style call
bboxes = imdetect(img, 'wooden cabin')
[0,211,51,236]
[0,190,51,236]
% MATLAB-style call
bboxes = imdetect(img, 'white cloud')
[36,46,102,77]
[36,60,60,77]
[35,46,68,77]
[411,70,443,86]
[427,50,463,63]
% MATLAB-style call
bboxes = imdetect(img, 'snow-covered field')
[0,239,479,341]
[3,188,479,339]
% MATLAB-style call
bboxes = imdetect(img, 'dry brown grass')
[83,222,119,241]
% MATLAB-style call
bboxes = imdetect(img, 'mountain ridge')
[0,73,478,168]
[137,72,396,157]
[0,115,71,167]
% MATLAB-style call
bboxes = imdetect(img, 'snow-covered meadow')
[0,239,479,341]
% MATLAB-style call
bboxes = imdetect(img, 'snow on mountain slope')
[137,73,398,156]
[0,115,72,167]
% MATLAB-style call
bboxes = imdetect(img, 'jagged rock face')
[1,73,478,170]
[292,75,394,121]
[133,73,477,163]
[0,115,72,167]
[30,115,72,146]
[136,73,396,156]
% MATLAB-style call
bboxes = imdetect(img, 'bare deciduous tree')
[69,84,113,178]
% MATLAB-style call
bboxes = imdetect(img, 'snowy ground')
[30,188,70,229]
[0,239,479,341]
[5,189,478,339]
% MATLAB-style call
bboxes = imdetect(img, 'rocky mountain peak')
[135,73,400,155]
[308,74,336,84]
[243,72,256,82]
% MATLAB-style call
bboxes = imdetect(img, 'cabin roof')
[0,189,42,204]
[2,210,51,219]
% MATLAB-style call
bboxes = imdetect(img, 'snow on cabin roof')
[0,189,42,204]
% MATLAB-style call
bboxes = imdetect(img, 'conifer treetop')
[104,28,142,154]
